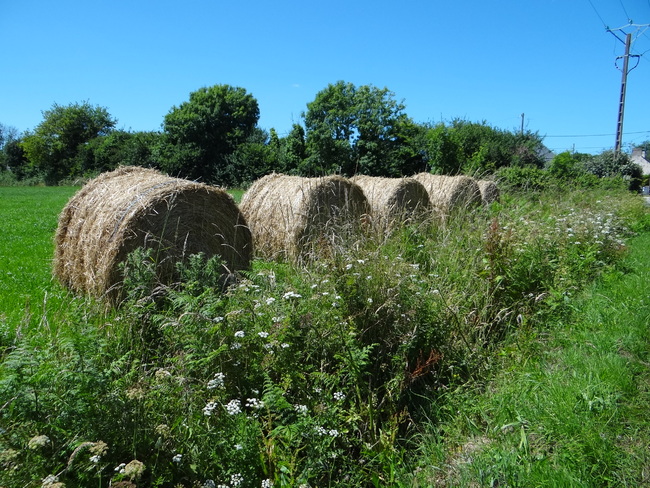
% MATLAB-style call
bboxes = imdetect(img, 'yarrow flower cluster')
[294,404,308,414]
[207,372,226,390]
[261,479,274,488]
[333,391,346,401]
[203,401,218,416]
[283,291,302,299]
[225,399,242,415]
[246,397,265,409]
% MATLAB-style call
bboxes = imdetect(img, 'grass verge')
[412,232,650,487]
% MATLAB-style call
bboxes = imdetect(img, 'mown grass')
[0,183,649,487]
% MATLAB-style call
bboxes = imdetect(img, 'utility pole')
[607,23,646,154]
[520,113,524,136]
[614,33,631,154]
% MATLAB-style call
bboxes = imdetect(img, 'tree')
[582,149,642,190]
[21,102,116,184]
[160,84,259,183]
[303,81,414,177]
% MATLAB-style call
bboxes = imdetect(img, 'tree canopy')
[21,102,116,184]
[160,84,260,184]
[303,81,418,177]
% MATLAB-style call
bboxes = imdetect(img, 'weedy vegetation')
[1,177,650,487]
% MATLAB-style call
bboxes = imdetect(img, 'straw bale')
[350,175,432,230]
[54,166,252,301]
[412,173,482,216]
[477,179,500,205]
[239,174,371,260]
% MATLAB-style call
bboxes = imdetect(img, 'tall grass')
[0,184,648,487]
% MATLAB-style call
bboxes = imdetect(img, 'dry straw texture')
[350,175,432,231]
[412,173,482,216]
[54,166,252,301]
[239,174,371,261]
[477,179,500,205]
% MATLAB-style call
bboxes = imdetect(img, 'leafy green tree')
[583,149,642,191]
[0,124,26,178]
[415,123,462,174]
[224,128,276,186]
[303,81,414,176]
[280,124,307,174]
[21,102,116,184]
[160,84,259,183]
[448,119,544,173]
[76,130,161,175]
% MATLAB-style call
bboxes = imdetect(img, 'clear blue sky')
[1,0,648,155]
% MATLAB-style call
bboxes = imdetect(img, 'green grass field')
[0,187,78,327]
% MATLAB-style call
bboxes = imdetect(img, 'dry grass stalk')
[54,166,252,301]
[350,175,432,231]
[412,173,482,217]
[477,179,500,205]
[239,173,371,261]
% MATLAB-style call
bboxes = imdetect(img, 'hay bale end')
[54,166,252,301]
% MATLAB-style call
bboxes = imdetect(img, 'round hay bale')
[412,173,482,216]
[54,166,252,301]
[350,175,432,230]
[477,179,500,205]
[239,174,371,261]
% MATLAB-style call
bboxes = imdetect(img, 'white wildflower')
[246,398,265,409]
[230,342,242,350]
[258,331,269,338]
[207,372,225,389]
[226,399,242,415]
[333,391,346,401]
[230,473,244,486]
[294,404,308,414]
[234,330,245,338]
[283,291,302,299]
[262,479,274,488]
[234,443,243,450]
[172,453,182,463]
[203,401,218,416]
[328,429,340,437]
[265,297,276,305]
[90,454,101,463]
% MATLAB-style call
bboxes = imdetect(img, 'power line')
[587,0,608,28]
[619,0,632,23]
[545,130,650,138]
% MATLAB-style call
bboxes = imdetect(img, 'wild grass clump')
[0,183,646,487]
